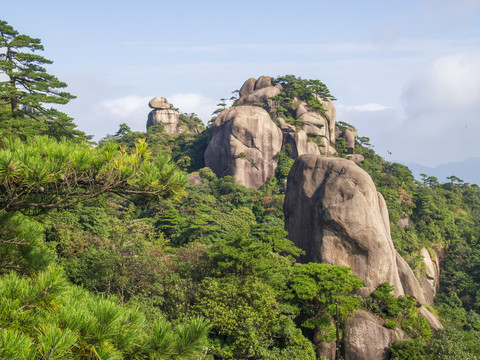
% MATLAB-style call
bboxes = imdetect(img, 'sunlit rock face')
[343,310,406,360]
[284,154,427,302]
[204,106,282,189]
[146,97,182,135]
[205,76,341,188]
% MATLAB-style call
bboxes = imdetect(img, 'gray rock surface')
[284,155,430,301]
[419,306,443,330]
[282,130,321,158]
[254,75,272,90]
[149,96,170,109]
[147,108,182,135]
[235,85,282,111]
[344,310,404,360]
[343,127,357,154]
[318,97,337,144]
[346,154,364,163]
[419,248,440,303]
[204,106,282,188]
[395,252,427,304]
[239,77,256,98]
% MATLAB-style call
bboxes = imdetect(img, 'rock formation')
[342,127,357,154]
[284,154,442,359]
[343,310,405,360]
[146,97,203,135]
[419,247,441,304]
[284,154,429,301]
[146,97,181,135]
[205,76,344,188]
[204,106,282,189]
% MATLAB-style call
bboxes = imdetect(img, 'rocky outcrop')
[284,154,429,301]
[343,127,357,154]
[147,97,181,135]
[205,76,341,187]
[419,306,443,330]
[343,310,405,360]
[419,248,441,303]
[235,82,282,112]
[204,106,282,189]
[146,97,204,135]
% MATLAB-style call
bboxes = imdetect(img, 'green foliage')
[364,283,432,340]
[0,20,88,141]
[0,136,188,215]
[274,145,295,182]
[191,276,315,359]
[390,338,429,360]
[0,266,210,359]
[270,75,335,125]
[0,212,55,274]
[289,262,364,349]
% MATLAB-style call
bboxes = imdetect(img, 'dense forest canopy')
[1,20,480,360]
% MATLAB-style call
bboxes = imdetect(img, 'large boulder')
[204,106,282,188]
[343,310,405,360]
[284,155,428,300]
[239,77,256,98]
[149,96,170,109]
[146,97,181,135]
[147,109,181,135]
[343,127,357,154]
[146,97,204,135]
[235,84,282,112]
[205,76,339,188]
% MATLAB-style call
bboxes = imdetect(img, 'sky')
[2,0,480,167]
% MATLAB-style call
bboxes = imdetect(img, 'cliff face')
[284,154,442,360]
[205,76,343,188]
[284,155,424,298]
[204,106,283,189]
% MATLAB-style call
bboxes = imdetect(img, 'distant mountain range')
[404,157,480,185]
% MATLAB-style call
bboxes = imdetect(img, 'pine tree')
[0,20,87,140]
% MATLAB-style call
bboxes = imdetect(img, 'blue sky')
[2,0,480,167]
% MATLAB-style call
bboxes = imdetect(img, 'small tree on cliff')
[0,20,86,140]
[290,263,364,359]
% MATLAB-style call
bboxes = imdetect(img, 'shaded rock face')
[284,155,429,301]
[344,310,404,360]
[204,106,282,189]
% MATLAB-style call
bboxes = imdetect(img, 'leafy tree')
[289,263,364,359]
[0,20,87,140]
[0,136,188,215]
[272,75,336,120]
[0,266,210,359]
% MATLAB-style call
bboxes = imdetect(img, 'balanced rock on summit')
[146,97,182,135]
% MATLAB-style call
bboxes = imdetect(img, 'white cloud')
[338,52,480,167]
[168,93,217,123]
[101,95,151,119]
[402,53,480,114]
[337,103,391,112]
